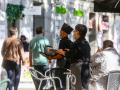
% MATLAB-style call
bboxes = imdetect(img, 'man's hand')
[22,60,25,65]
[64,49,70,51]
[47,56,53,60]
[47,56,53,64]
[56,49,65,56]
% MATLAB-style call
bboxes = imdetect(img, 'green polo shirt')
[29,34,49,65]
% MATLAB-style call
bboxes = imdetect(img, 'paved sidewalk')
[18,81,35,90]
[19,88,34,90]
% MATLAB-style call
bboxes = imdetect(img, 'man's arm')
[44,38,64,60]
[1,40,6,57]
[57,44,79,60]
[48,54,63,60]
[18,41,24,64]
[29,50,32,67]
[29,41,33,67]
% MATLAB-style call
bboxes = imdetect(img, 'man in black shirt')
[48,23,73,69]
[48,23,73,88]
[57,24,91,90]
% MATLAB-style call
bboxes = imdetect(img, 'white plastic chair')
[29,67,62,90]
[45,68,76,90]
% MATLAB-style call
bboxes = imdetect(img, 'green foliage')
[55,5,67,14]
[73,8,84,17]
[54,4,84,16]
[6,4,24,24]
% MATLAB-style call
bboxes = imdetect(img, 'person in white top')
[90,40,120,90]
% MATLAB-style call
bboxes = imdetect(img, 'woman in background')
[1,26,24,90]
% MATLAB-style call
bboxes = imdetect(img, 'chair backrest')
[45,68,70,77]
[107,71,120,90]
[29,67,45,80]
[0,79,10,90]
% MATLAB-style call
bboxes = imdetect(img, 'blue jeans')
[32,65,48,90]
[2,60,21,90]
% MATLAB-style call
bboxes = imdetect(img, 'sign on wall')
[23,6,41,15]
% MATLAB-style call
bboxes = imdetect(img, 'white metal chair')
[107,71,120,90]
[29,67,62,90]
[45,68,76,90]
[64,69,76,90]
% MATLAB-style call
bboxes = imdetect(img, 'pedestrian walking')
[1,26,24,90]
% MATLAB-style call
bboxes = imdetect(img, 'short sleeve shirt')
[29,35,50,65]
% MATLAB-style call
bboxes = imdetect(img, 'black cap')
[61,23,73,34]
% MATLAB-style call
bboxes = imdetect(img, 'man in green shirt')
[29,27,50,90]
